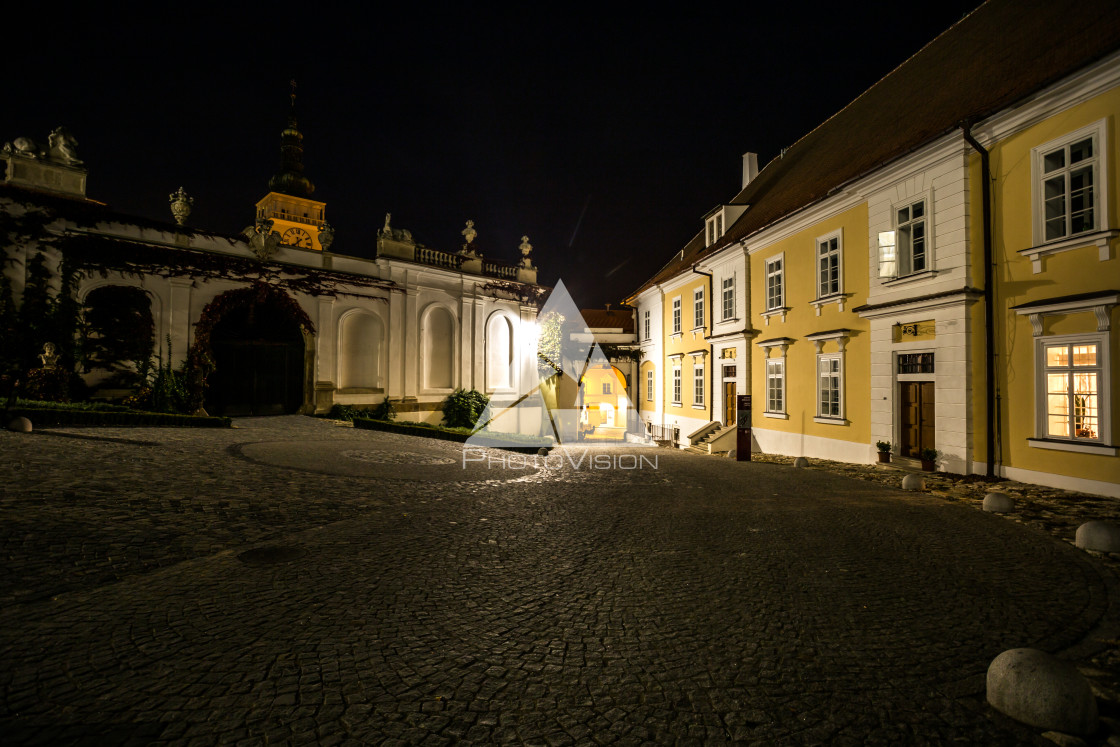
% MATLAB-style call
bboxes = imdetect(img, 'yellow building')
[627,0,1120,495]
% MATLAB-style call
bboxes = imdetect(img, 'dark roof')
[581,307,635,333]
[628,0,1120,300]
[1009,289,1120,309]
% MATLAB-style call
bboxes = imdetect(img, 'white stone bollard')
[986,648,1098,737]
[1075,521,1120,553]
[6,416,32,433]
[727,449,737,459]
[901,474,924,491]
[793,456,809,468]
[983,492,1015,513]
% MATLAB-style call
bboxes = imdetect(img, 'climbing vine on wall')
[184,282,316,411]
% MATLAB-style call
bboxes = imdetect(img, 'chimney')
[742,152,759,189]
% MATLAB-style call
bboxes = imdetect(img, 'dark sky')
[7,4,982,308]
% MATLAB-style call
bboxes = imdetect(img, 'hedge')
[352,417,547,453]
[8,407,231,428]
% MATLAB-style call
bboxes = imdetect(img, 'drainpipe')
[961,122,997,479]
[692,265,714,425]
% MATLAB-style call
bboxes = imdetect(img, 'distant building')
[627,0,1120,496]
[0,103,543,422]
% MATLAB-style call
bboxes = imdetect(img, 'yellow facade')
[984,87,1120,489]
[639,359,656,412]
[662,275,712,423]
[751,204,871,448]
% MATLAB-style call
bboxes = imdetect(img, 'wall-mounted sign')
[893,320,936,342]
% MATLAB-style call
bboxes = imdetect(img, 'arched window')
[339,312,383,389]
[486,314,515,390]
[424,306,455,389]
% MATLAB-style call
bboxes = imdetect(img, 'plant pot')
[877,451,891,463]
[920,459,935,471]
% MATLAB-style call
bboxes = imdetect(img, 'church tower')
[254,83,332,252]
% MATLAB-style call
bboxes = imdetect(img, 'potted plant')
[875,440,892,463]
[919,447,938,471]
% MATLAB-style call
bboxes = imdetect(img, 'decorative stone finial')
[169,187,193,226]
[381,212,392,236]
[249,217,281,260]
[462,219,477,245]
[318,221,335,252]
[519,235,534,268]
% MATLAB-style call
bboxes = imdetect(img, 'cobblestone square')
[0,416,1114,744]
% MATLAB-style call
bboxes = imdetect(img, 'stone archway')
[191,284,314,417]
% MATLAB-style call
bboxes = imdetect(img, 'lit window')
[880,200,928,278]
[672,298,681,334]
[672,367,682,404]
[693,288,704,329]
[766,358,785,414]
[646,370,654,401]
[766,256,784,310]
[1041,339,1103,441]
[817,354,842,419]
[817,232,842,298]
[602,381,612,395]
[693,364,704,406]
[721,276,734,320]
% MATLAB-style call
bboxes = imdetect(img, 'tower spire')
[268,79,314,198]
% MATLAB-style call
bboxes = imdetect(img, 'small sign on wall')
[893,320,936,342]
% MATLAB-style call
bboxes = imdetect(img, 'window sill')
[1027,438,1118,456]
[690,326,706,334]
[881,269,937,286]
[814,416,849,426]
[759,307,789,326]
[692,404,706,410]
[1020,228,1118,273]
[670,332,682,340]
[763,411,788,420]
[810,295,847,316]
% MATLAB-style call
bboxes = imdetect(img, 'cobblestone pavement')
[1,416,1117,745]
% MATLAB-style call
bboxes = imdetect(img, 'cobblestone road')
[0,416,1114,745]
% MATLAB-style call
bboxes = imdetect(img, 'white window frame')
[705,211,724,247]
[671,297,681,335]
[693,363,705,407]
[816,353,843,421]
[672,366,682,405]
[1030,331,1112,453]
[643,309,651,341]
[765,357,785,417]
[880,196,933,280]
[765,254,784,310]
[646,369,654,402]
[693,288,705,330]
[1032,120,1108,247]
[816,229,843,300]
[721,276,735,321]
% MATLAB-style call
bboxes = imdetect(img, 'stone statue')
[519,235,534,268]
[169,187,193,226]
[38,342,59,369]
[3,137,44,158]
[47,127,82,165]
[462,219,477,245]
[318,221,335,252]
[381,213,392,236]
[248,217,281,260]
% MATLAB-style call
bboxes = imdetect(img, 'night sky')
[7,4,982,308]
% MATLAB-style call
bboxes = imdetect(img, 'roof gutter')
[961,123,998,479]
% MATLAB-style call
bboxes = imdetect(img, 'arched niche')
[422,304,456,390]
[486,311,516,391]
[338,310,385,390]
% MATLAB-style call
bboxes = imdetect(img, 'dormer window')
[705,211,724,246]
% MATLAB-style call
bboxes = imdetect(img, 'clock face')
[281,227,313,249]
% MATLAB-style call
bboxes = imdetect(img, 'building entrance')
[900,381,935,458]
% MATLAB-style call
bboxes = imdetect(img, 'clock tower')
[254,85,333,252]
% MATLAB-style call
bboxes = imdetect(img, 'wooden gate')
[900,382,935,458]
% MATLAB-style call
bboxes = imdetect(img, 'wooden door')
[900,382,935,457]
[724,382,736,427]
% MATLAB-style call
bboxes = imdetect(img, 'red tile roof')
[628,0,1120,300]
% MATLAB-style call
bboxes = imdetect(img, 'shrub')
[875,440,891,453]
[327,404,369,422]
[919,447,938,462]
[370,397,396,421]
[441,388,488,429]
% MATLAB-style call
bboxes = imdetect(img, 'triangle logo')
[465,279,654,449]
